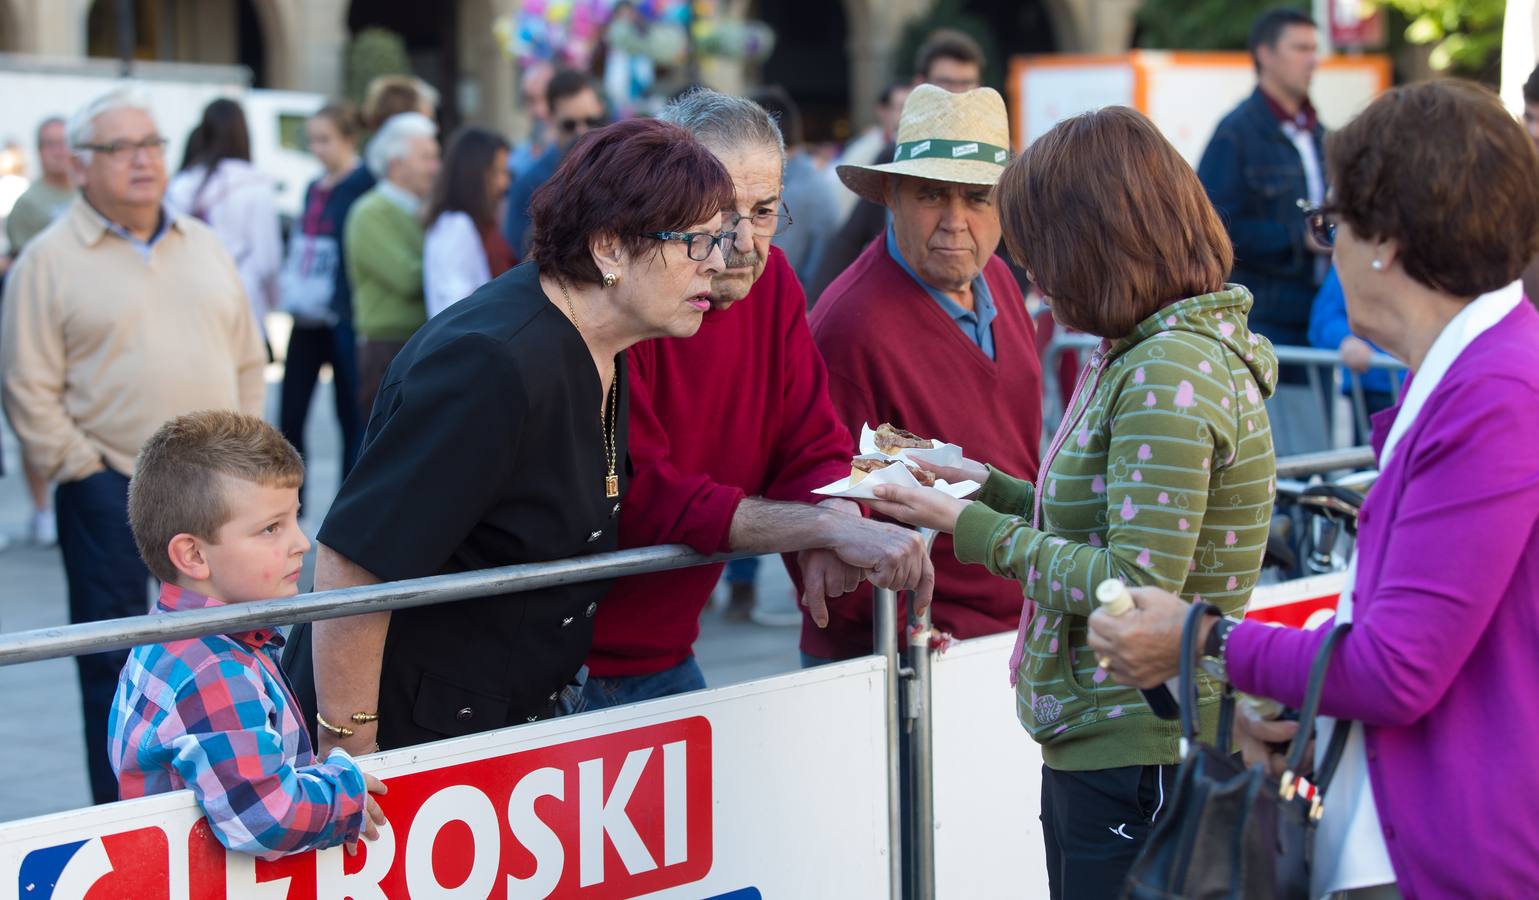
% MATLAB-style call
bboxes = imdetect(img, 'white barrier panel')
[930,633,1049,900]
[1,658,892,900]
[930,576,1348,898]
[1008,52,1390,165]
[1248,571,1347,630]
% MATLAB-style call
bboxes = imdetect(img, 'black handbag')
[1122,602,1353,900]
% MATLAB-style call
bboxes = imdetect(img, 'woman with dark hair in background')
[167,98,282,343]
[423,127,514,318]
[277,101,367,493]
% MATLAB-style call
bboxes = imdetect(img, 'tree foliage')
[346,27,414,105]
[1135,0,1500,80]
[1374,0,1504,75]
[1134,0,1298,51]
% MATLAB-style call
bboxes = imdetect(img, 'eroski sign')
[17,718,712,899]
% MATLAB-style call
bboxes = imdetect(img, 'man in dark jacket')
[1197,8,1329,357]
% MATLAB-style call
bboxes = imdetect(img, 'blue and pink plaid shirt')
[107,584,368,859]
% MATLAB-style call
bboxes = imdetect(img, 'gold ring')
[1097,656,1112,669]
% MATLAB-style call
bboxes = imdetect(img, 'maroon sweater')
[807,238,1044,659]
[587,247,855,676]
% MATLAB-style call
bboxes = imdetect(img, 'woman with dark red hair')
[285,118,738,754]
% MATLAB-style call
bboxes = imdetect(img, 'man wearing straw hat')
[805,84,1043,663]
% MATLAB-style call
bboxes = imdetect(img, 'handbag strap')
[1178,600,1221,742]
[1281,623,1353,808]
[1214,678,1236,756]
[1312,715,1353,796]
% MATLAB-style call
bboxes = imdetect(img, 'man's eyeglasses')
[723,203,794,238]
[644,230,737,262]
[1298,199,1336,248]
[558,116,607,134]
[74,136,168,160]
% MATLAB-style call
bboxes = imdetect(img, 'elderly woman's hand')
[1235,701,1303,779]
[862,484,970,533]
[1086,585,1207,689]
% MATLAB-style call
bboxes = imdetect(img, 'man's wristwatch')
[1199,613,1239,682]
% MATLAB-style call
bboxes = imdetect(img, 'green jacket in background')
[345,187,426,342]
[6,180,75,256]
[953,285,1278,771]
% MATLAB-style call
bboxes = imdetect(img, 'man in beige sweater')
[0,89,265,804]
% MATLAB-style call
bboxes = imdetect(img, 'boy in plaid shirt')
[108,411,386,858]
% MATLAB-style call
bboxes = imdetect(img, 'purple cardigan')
[1226,301,1539,900]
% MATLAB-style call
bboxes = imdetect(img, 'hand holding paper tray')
[813,455,980,501]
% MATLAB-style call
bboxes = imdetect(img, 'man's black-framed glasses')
[1297,199,1336,248]
[723,202,794,237]
[75,136,169,160]
[645,229,738,261]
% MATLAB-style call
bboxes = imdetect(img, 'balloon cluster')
[492,0,773,69]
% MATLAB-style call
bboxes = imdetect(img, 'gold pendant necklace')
[558,279,621,498]
[603,376,619,498]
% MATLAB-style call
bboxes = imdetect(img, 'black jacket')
[285,262,629,749]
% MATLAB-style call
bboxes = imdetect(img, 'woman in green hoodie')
[865,107,1277,898]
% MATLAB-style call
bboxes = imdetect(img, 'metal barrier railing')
[903,530,940,900]
[0,439,1374,664]
[1274,446,1375,478]
[0,545,751,667]
[1041,333,1408,447]
[0,451,1378,899]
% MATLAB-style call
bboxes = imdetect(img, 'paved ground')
[0,370,803,823]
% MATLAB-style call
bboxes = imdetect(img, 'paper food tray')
[813,455,980,501]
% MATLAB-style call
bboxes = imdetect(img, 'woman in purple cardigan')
[1087,80,1539,900]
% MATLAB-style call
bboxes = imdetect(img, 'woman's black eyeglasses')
[644,230,737,262]
[1297,199,1336,248]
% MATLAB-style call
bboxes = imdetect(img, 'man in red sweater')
[808,84,1043,661]
[582,88,936,707]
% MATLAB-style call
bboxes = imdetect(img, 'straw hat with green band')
[837,83,1012,205]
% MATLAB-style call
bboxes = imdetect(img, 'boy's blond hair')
[129,411,303,584]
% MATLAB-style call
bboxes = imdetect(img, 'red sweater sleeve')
[762,277,857,503]
[619,340,746,553]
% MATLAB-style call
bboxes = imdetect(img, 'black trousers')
[279,320,364,490]
[55,469,151,804]
[1041,762,1179,900]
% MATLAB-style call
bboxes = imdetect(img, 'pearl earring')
[1371,260,1384,271]
[603,272,619,287]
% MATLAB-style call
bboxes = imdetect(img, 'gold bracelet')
[316,712,354,738]
[349,711,379,724]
